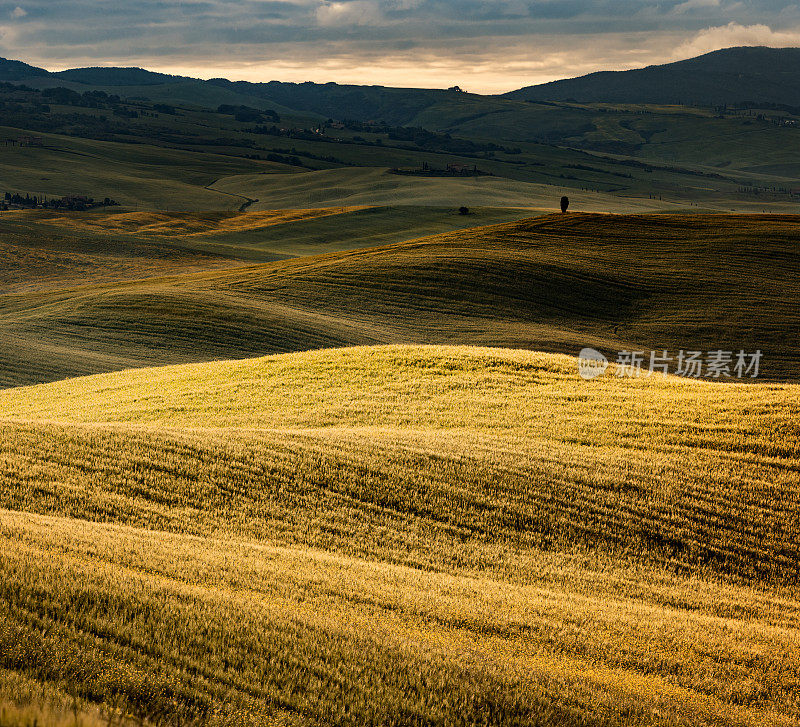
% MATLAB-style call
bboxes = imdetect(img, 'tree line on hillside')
[329,119,522,155]
[390,161,492,177]
[0,83,183,140]
[2,191,118,211]
[0,79,525,169]
[217,104,280,123]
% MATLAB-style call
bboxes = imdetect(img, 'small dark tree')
[458,206,469,215]
[560,196,569,213]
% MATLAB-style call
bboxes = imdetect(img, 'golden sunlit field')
[0,345,798,726]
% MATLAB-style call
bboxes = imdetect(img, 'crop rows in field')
[1,509,798,726]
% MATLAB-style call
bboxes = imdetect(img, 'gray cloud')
[0,0,798,91]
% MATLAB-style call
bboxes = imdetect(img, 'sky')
[1,1,800,93]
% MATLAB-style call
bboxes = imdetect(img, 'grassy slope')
[408,97,800,210]
[409,96,800,180]
[210,167,693,212]
[3,99,799,213]
[0,126,290,210]
[620,113,800,175]
[0,207,366,291]
[0,344,798,726]
[0,212,250,293]
[178,205,543,259]
[1,213,798,387]
[2,205,541,266]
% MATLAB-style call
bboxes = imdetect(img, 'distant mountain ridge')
[54,66,180,86]
[0,56,465,123]
[0,58,178,86]
[0,57,50,80]
[503,47,800,106]
[3,46,800,123]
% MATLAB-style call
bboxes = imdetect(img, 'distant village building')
[2,137,44,147]
[445,163,480,176]
[16,136,44,147]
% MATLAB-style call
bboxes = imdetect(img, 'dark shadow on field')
[1,212,798,386]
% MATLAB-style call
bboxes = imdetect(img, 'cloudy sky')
[1,1,799,92]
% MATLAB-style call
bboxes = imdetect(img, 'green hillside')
[0,126,286,210]
[505,47,800,106]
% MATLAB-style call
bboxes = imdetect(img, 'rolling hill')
[0,125,284,211]
[0,204,545,287]
[0,58,308,117]
[0,344,797,725]
[505,47,800,106]
[0,56,474,124]
[1,212,797,387]
[208,167,685,211]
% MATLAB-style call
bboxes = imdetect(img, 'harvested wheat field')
[0,345,798,726]
[15,207,368,237]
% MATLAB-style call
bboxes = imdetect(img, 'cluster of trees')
[385,126,522,155]
[40,88,172,116]
[2,192,118,211]
[264,152,302,166]
[721,101,800,115]
[244,124,321,141]
[737,184,797,196]
[113,107,139,119]
[217,104,280,123]
[244,146,349,167]
[0,109,133,140]
[0,82,188,142]
[328,119,521,155]
[239,151,304,166]
[246,124,284,136]
[41,87,122,108]
[391,162,492,178]
[565,163,632,179]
